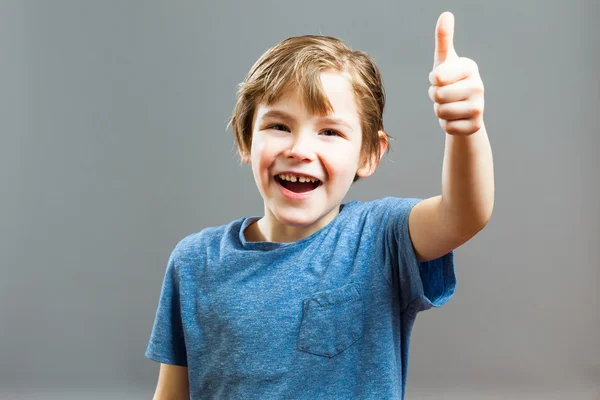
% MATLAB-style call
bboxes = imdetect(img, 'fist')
[428,12,485,136]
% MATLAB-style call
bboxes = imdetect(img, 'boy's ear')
[356,130,389,178]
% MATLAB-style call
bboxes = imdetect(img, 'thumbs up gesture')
[428,12,484,136]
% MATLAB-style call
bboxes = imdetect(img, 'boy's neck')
[244,204,341,244]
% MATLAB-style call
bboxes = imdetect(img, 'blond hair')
[229,35,389,181]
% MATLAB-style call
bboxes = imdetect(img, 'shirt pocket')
[296,283,364,358]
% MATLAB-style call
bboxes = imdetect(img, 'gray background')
[1,0,598,399]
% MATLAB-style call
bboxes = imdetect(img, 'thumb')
[433,11,458,69]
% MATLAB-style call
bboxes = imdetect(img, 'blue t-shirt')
[145,197,456,399]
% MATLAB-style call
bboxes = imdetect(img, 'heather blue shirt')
[145,197,456,399]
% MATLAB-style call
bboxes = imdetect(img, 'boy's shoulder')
[170,217,246,260]
[347,196,422,215]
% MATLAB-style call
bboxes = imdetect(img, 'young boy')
[145,11,494,400]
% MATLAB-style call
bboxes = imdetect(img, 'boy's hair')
[229,35,390,182]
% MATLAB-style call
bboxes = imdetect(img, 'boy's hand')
[428,12,484,136]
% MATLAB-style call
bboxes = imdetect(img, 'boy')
[146,11,494,400]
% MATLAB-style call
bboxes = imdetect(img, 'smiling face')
[247,70,383,242]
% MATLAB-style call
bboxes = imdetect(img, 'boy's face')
[248,70,377,234]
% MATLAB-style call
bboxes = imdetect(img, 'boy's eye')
[266,124,341,137]
[321,129,341,137]
[268,124,290,131]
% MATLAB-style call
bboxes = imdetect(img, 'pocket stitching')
[296,284,365,358]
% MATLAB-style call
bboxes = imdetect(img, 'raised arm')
[409,11,494,262]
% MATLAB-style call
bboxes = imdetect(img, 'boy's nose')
[286,135,316,161]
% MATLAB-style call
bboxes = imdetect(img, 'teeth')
[278,174,318,183]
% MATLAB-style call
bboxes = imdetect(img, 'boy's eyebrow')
[259,110,354,131]
[319,116,354,131]
[259,110,296,123]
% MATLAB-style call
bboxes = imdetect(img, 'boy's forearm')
[439,123,494,236]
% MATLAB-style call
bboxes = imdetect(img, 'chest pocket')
[296,283,364,358]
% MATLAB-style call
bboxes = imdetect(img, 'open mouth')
[275,175,321,193]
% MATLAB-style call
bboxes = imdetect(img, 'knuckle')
[472,82,484,94]
[434,89,445,103]
[433,67,447,83]
[446,122,460,135]
[428,86,437,101]
[440,105,450,119]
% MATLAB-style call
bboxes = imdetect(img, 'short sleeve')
[371,197,456,315]
[145,250,188,366]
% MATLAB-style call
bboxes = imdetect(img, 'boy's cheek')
[323,155,360,180]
